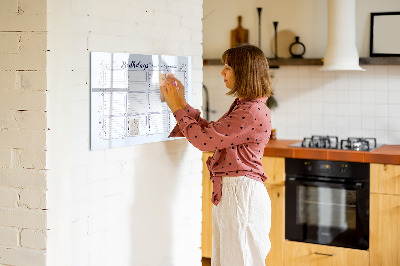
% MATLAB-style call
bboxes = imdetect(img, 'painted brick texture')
[2,0,203,265]
[0,0,48,265]
[46,0,203,266]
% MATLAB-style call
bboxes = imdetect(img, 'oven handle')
[314,252,335,257]
[286,177,364,189]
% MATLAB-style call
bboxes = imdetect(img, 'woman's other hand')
[161,78,184,113]
[167,74,187,108]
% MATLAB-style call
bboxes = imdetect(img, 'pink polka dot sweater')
[169,97,271,206]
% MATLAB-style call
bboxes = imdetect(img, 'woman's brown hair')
[221,44,273,99]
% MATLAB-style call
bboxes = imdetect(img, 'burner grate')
[297,136,378,151]
[301,135,339,149]
[340,137,377,151]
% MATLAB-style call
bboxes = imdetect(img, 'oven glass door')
[298,185,356,230]
[286,179,369,250]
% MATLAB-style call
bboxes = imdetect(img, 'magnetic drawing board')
[90,52,191,150]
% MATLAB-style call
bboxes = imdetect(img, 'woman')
[161,44,273,266]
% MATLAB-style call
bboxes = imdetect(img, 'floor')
[202,257,211,266]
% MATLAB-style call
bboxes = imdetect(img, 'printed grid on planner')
[90,52,191,150]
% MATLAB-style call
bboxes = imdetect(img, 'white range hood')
[320,0,365,71]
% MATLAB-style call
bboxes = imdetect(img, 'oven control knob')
[340,164,347,174]
[304,161,312,171]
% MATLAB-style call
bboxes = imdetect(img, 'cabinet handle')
[314,252,335,257]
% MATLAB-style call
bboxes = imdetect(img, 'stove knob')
[340,164,347,174]
[305,162,312,171]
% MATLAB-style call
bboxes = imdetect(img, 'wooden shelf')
[359,57,400,65]
[203,57,400,67]
[268,58,322,67]
[202,59,223,66]
[203,58,323,67]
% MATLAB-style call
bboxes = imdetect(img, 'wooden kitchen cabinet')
[370,193,400,266]
[370,163,400,266]
[261,156,285,185]
[202,152,213,258]
[262,156,285,266]
[201,154,286,266]
[284,241,369,266]
[370,163,400,195]
[264,184,285,266]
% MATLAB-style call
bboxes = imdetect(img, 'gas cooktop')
[289,135,382,151]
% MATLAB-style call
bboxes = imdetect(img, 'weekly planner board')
[90,52,191,150]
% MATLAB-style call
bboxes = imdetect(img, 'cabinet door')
[264,184,284,266]
[370,163,400,195]
[370,193,400,266]
[202,152,213,258]
[284,241,369,266]
[261,156,285,185]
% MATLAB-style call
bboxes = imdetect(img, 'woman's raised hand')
[160,76,184,113]
[167,74,187,108]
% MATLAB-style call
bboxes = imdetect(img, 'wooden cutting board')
[231,16,249,48]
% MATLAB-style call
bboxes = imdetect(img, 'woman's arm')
[168,75,210,126]
[162,76,210,137]
[172,106,257,152]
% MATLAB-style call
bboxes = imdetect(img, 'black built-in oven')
[285,158,369,250]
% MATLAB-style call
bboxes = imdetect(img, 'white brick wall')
[0,0,48,265]
[21,229,47,250]
[0,169,47,190]
[0,187,19,208]
[0,247,46,266]
[2,0,203,264]
[47,1,203,266]
[0,227,19,247]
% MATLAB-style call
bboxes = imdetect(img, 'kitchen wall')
[1,0,204,265]
[204,65,400,144]
[271,65,400,144]
[203,0,400,144]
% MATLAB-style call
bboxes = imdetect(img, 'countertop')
[263,139,400,165]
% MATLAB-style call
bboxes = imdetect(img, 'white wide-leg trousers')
[212,176,271,266]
